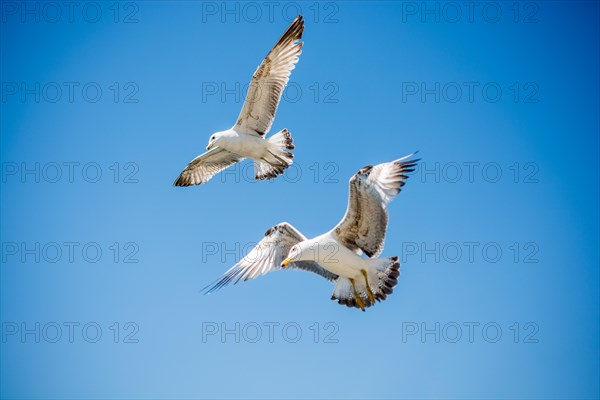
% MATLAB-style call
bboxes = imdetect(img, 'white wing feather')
[203,222,337,294]
[234,16,304,136]
[173,147,243,186]
[331,154,419,257]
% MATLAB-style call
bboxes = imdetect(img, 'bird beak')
[206,142,214,151]
[281,258,292,267]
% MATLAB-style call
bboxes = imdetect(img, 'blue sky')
[1,1,598,399]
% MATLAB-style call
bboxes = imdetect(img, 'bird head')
[206,132,223,150]
[281,244,304,267]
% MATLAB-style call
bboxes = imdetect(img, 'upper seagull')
[174,16,304,186]
[202,154,419,311]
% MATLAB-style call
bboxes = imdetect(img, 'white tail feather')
[330,256,400,310]
[254,129,295,180]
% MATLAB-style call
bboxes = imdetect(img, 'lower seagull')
[203,154,419,311]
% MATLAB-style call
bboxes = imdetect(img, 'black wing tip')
[264,222,290,237]
[201,274,231,294]
[173,178,189,187]
[396,151,421,169]
[200,286,213,295]
[399,150,420,161]
[173,179,186,187]
[173,172,188,187]
[173,180,193,187]
[264,225,276,237]
[292,15,304,28]
[201,274,233,295]
[173,173,205,187]
[280,15,304,44]
[200,280,215,295]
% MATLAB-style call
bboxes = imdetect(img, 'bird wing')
[234,16,304,137]
[330,154,419,257]
[173,147,243,186]
[203,222,337,294]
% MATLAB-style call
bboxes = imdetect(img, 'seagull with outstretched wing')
[174,16,304,186]
[203,154,419,311]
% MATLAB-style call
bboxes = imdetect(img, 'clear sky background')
[1,1,598,399]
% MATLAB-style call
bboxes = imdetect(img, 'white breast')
[222,130,267,159]
[310,233,367,279]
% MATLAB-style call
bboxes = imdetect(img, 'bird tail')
[330,256,400,311]
[254,129,295,180]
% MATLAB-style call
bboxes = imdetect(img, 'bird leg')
[349,278,365,311]
[361,269,376,303]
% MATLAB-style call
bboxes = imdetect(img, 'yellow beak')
[281,258,292,267]
[206,142,214,151]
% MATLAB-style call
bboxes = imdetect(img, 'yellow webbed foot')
[361,269,376,303]
[349,278,366,311]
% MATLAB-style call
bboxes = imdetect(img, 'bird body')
[208,128,267,159]
[293,234,370,279]
[209,127,293,165]
[203,154,419,311]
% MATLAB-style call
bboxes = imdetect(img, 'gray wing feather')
[234,16,304,136]
[331,154,419,257]
[173,147,243,186]
[203,222,337,294]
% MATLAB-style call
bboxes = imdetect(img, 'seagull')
[174,16,304,186]
[203,154,419,311]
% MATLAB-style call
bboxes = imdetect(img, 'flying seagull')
[174,16,304,186]
[203,154,419,311]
